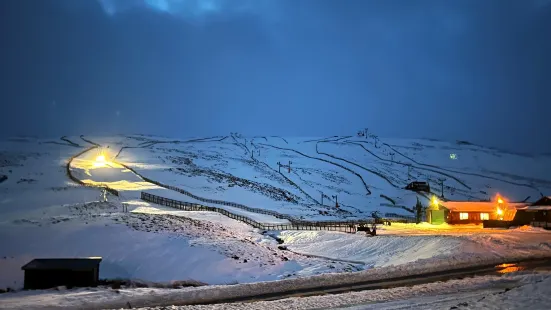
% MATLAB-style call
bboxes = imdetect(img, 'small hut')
[525,196,551,228]
[22,257,102,290]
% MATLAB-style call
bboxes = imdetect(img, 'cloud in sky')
[1,0,550,152]
[96,0,278,23]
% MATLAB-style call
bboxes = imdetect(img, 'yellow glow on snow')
[80,179,160,191]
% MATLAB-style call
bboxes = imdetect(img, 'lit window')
[480,213,489,220]
[459,212,469,220]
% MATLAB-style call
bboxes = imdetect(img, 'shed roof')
[526,205,551,211]
[441,201,525,213]
[21,257,102,271]
[532,196,551,207]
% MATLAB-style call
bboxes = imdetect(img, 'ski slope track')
[382,142,544,196]
[109,134,551,221]
[2,134,551,309]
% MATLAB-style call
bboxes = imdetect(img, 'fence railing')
[116,161,378,226]
[141,192,360,233]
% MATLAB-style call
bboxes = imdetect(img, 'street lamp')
[96,154,106,163]
[432,196,438,207]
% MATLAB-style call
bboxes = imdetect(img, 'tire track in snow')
[115,136,229,158]
[60,136,82,147]
[271,136,288,144]
[258,143,372,196]
[381,142,542,195]
[344,140,471,190]
[137,136,229,148]
[79,135,100,147]
[121,136,323,218]
[235,136,320,206]
[317,141,400,189]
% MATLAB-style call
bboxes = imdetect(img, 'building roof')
[441,201,525,213]
[21,258,102,271]
[526,205,551,211]
[532,196,551,207]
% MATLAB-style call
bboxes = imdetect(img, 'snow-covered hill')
[110,134,551,221]
[1,133,551,296]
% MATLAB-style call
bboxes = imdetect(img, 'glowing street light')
[497,198,504,204]
[431,196,439,210]
[94,150,110,167]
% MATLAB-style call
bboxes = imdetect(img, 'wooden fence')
[116,161,377,226]
[141,192,359,233]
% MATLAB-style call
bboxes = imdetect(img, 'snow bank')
[277,231,462,267]
[2,259,551,310]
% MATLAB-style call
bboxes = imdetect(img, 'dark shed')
[21,257,102,290]
[530,196,551,223]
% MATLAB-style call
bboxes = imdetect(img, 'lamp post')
[332,194,338,208]
[437,178,446,198]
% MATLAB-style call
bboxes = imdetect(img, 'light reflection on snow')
[496,263,525,274]
[80,179,160,191]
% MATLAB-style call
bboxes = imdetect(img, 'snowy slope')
[0,136,362,291]
[2,133,551,296]
[114,134,551,221]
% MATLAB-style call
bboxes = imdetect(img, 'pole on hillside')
[321,192,324,205]
[277,161,281,173]
[332,194,338,208]
[288,161,292,173]
[438,178,446,198]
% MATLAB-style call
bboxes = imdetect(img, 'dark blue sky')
[1,0,550,152]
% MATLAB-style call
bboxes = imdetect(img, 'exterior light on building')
[431,196,439,210]
[496,207,504,220]
[497,198,504,204]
